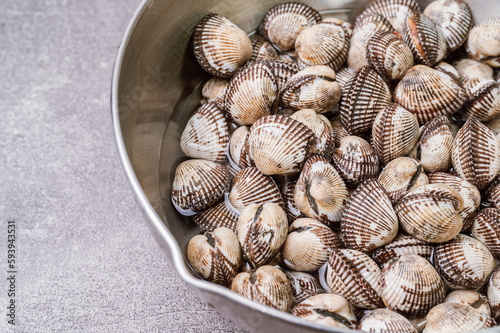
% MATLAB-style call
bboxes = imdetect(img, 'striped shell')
[488,267,500,319]
[367,31,414,80]
[258,2,322,52]
[424,303,495,333]
[201,77,229,109]
[372,233,434,268]
[281,175,305,221]
[466,17,500,67]
[237,203,288,268]
[423,0,472,51]
[291,109,335,160]
[372,103,420,165]
[171,159,230,213]
[444,290,492,316]
[341,179,399,253]
[231,265,293,312]
[394,65,467,124]
[394,183,464,243]
[251,36,279,61]
[417,116,453,173]
[330,116,349,148]
[380,254,446,317]
[451,116,500,190]
[291,293,356,329]
[471,208,500,259]
[357,309,417,333]
[246,115,317,175]
[228,126,249,168]
[180,102,229,163]
[278,50,297,63]
[434,61,460,80]
[363,0,420,33]
[332,136,380,187]
[485,175,500,209]
[282,218,342,272]
[294,155,349,229]
[322,17,353,36]
[193,14,252,78]
[463,80,500,122]
[224,61,277,126]
[280,65,341,114]
[295,23,349,71]
[266,60,299,93]
[433,234,496,290]
[336,67,356,89]
[340,66,392,135]
[454,58,495,94]
[191,199,239,232]
[283,270,323,305]
[187,227,241,286]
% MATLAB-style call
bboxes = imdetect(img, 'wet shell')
[280,65,341,114]
[380,254,446,317]
[433,234,496,290]
[193,14,253,78]
[187,227,242,286]
[281,175,305,221]
[462,80,500,122]
[367,31,414,80]
[332,136,380,187]
[191,199,239,233]
[424,303,495,333]
[484,175,500,209]
[340,66,392,135]
[372,233,434,268]
[294,155,349,229]
[394,65,467,124]
[451,116,500,190]
[336,67,356,89]
[357,308,418,333]
[417,116,453,173]
[180,102,229,163]
[228,167,284,212]
[282,218,342,272]
[251,36,279,61]
[258,2,322,52]
[295,23,349,71]
[224,61,277,126]
[283,270,323,305]
[444,290,492,316]
[171,159,230,213]
[341,179,398,253]
[266,60,299,93]
[363,0,420,33]
[246,115,317,175]
[466,17,500,68]
[228,126,249,169]
[372,103,420,165]
[453,58,495,94]
[291,109,335,159]
[488,267,500,319]
[291,293,356,329]
[471,208,500,259]
[395,183,464,243]
[201,77,229,109]
[231,265,293,311]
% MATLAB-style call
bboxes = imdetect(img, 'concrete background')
[1,1,242,332]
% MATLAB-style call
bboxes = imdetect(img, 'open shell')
[471,208,500,259]
[367,31,414,80]
[362,0,420,33]
[283,270,323,305]
[357,308,417,333]
[424,303,495,333]
[372,233,434,268]
[291,109,335,160]
[466,17,500,68]
[444,290,492,316]
[417,116,453,173]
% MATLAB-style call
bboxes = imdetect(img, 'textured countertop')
[1,1,242,332]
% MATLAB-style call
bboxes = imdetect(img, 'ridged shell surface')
[463,80,500,122]
[466,17,500,67]
[283,270,323,305]
[487,267,500,319]
[418,115,453,173]
[336,67,356,89]
[191,199,239,232]
[378,157,428,203]
[229,126,249,168]
[454,58,495,94]
[281,175,305,221]
[363,0,420,33]
[471,208,500,259]
[444,290,492,316]
[266,60,299,93]
[372,233,434,268]
[434,61,460,81]
[291,109,335,160]
[201,77,229,109]
[367,31,414,80]
[193,14,252,78]
[251,36,279,61]
[485,175,500,209]
[357,308,417,333]
[424,303,495,333]
[322,17,353,36]
[330,116,350,148]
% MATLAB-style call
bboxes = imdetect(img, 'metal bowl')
[111,1,498,331]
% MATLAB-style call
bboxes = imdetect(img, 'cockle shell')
[281,175,305,221]
[372,233,434,268]
[488,267,500,319]
[266,60,299,93]
[433,234,496,290]
[294,155,349,229]
[180,102,229,163]
[357,309,418,333]
[231,265,293,312]
[193,14,252,78]
[322,17,353,36]
[394,65,467,124]
[335,67,356,89]
[363,0,420,33]
[424,303,495,333]
[171,159,230,213]
[251,36,279,61]
[444,290,492,316]
[246,115,317,175]
[291,109,335,159]
[451,116,500,190]
[330,115,349,147]
[341,179,398,253]
[191,199,239,232]
[258,2,322,52]
[228,126,249,168]
[282,218,342,272]
[201,77,229,109]
[280,65,341,114]
[340,66,391,135]
[380,254,446,317]
[278,50,297,63]
[454,58,495,93]
[434,61,460,81]
[224,61,277,126]
[367,31,414,80]
[466,17,500,67]
[417,116,453,173]
[283,270,323,305]
[484,175,500,209]
[462,79,500,122]
[291,293,356,329]
[471,208,500,259]
[372,103,420,165]
[187,227,242,286]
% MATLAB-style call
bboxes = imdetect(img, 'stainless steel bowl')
[111,1,498,331]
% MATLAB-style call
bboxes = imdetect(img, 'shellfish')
[444,290,492,316]
[290,109,335,160]
[228,126,249,169]
[191,199,239,232]
[466,17,500,68]
[282,270,323,305]
[417,116,454,173]
[201,77,229,109]
[484,175,500,209]
[470,208,500,259]
[357,308,418,333]
[362,0,420,33]
[453,58,495,94]
[487,267,500,319]
[462,79,500,122]
[335,67,356,89]
[372,233,434,268]
[424,303,495,333]
[251,36,279,61]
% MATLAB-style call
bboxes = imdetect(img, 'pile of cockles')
[171,0,500,331]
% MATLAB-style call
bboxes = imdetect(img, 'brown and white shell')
[335,67,356,89]
[487,267,500,319]
[282,218,342,272]
[294,155,349,229]
[451,116,500,190]
[454,58,495,94]
[187,227,242,286]
[180,102,229,163]
[191,199,239,232]
[228,126,249,169]
[281,175,305,221]
[424,303,495,333]
[362,0,420,33]
[341,179,399,253]
[280,65,341,114]
[231,265,293,312]
[444,290,492,316]
[380,254,446,317]
[251,36,279,61]
[246,115,317,175]
[357,309,418,333]
[330,115,350,148]
[462,79,500,122]
[372,103,420,165]
[266,60,299,93]
[283,270,323,305]
[193,14,252,78]
[471,208,500,259]
[434,61,460,81]
[433,234,496,290]
[484,175,500,209]
[322,17,353,36]
[394,65,467,124]
[291,293,356,329]
[417,116,454,173]
[340,66,392,135]
[258,2,322,52]
[171,159,230,213]
[372,233,434,268]
[466,17,500,68]
[290,109,335,159]
[224,61,277,126]
[201,77,229,109]
[367,31,414,80]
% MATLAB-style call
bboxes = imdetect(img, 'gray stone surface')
[0,1,242,332]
